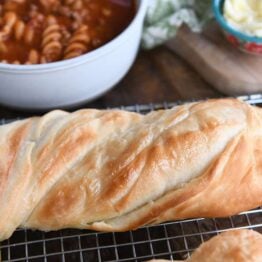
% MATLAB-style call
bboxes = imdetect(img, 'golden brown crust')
[188,230,262,262]
[149,230,262,262]
[0,99,262,240]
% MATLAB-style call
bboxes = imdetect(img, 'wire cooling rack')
[1,94,262,262]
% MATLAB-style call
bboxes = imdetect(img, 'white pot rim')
[0,0,148,72]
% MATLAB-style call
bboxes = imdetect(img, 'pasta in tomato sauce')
[0,0,136,64]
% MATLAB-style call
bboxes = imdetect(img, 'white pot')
[0,0,148,110]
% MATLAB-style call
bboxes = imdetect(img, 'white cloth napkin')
[142,0,213,49]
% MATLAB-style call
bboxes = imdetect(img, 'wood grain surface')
[0,45,221,119]
[168,23,262,95]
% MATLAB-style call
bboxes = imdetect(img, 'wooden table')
[0,44,222,118]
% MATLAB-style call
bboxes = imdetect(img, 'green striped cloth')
[142,0,213,49]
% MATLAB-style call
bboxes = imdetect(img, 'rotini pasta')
[41,20,63,62]
[64,25,90,59]
[0,0,136,65]
[27,49,40,64]
[1,11,36,44]
[2,12,17,37]
[15,20,35,44]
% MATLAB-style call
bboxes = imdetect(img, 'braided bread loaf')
[0,99,262,241]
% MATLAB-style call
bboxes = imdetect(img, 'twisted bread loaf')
[149,229,262,262]
[0,99,262,241]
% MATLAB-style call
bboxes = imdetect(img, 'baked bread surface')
[149,229,262,262]
[188,230,262,262]
[0,99,262,240]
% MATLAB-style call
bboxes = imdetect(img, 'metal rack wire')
[1,94,262,262]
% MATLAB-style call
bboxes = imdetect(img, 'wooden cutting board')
[166,22,262,96]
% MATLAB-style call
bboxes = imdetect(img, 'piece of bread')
[0,99,262,241]
[148,229,262,262]
[188,229,262,262]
